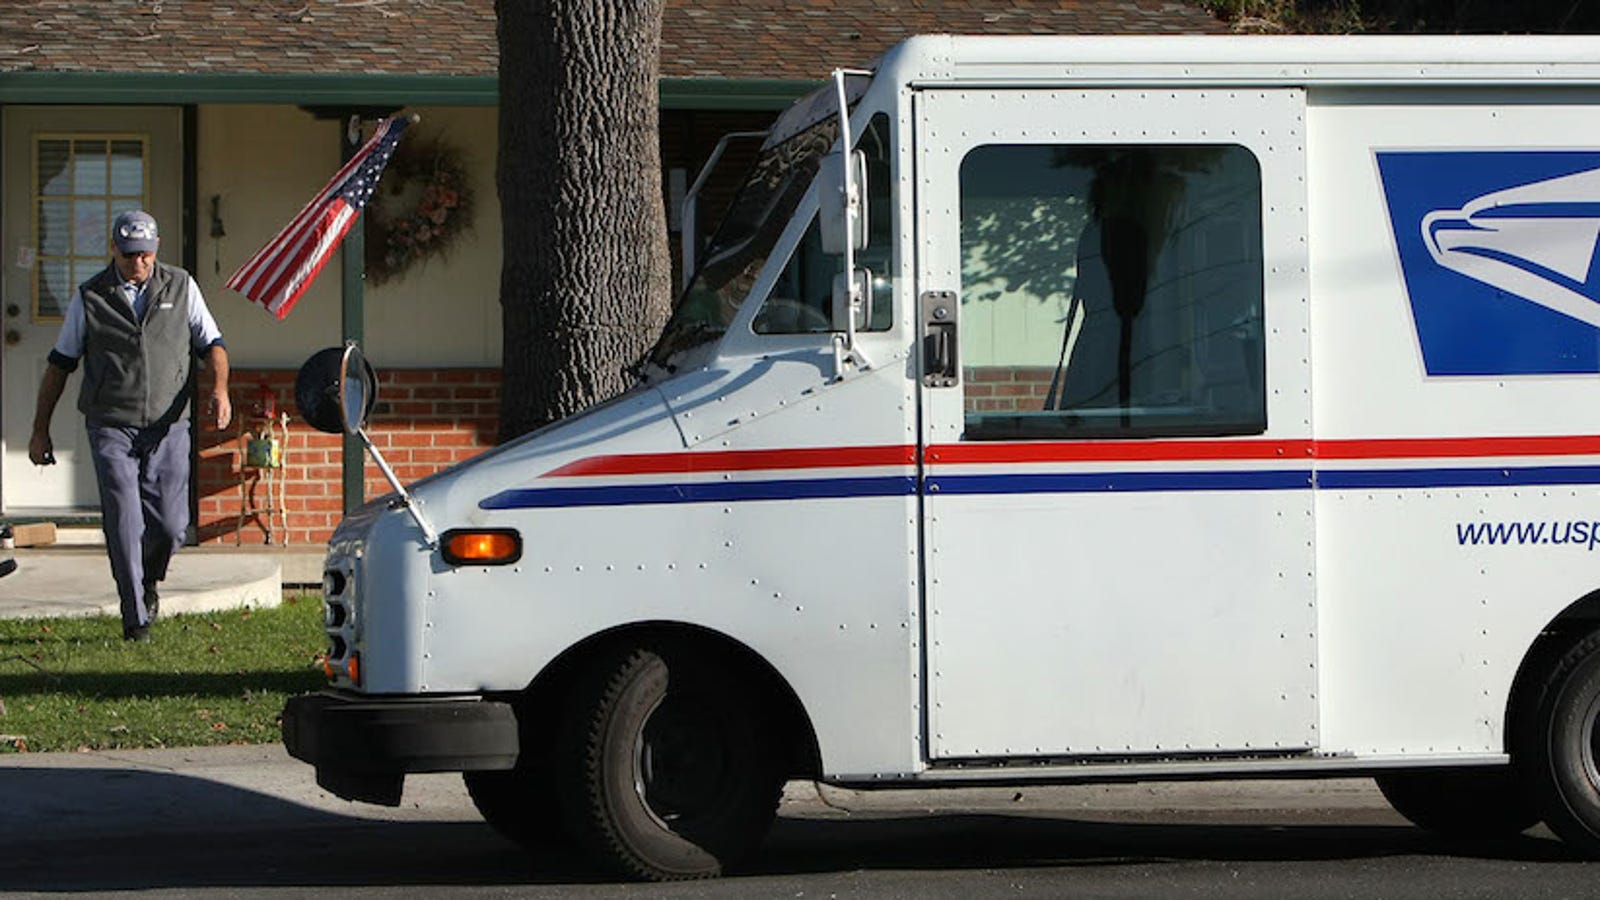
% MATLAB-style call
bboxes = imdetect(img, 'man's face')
[114,247,156,283]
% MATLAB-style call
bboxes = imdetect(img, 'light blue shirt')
[52,270,224,362]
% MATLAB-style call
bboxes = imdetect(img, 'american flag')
[227,114,411,319]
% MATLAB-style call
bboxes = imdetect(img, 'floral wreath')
[364,135,474,285]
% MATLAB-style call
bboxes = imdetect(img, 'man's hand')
[28,431,54,466]
[205,343,231,431]
[209,388,232,431]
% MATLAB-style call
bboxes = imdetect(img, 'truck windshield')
[648,80,865,369]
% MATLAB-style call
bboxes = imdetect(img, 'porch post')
[340,115,365,514]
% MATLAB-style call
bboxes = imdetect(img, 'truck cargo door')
[915,87,1318,761]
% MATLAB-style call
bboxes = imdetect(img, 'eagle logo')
[1421,167,1600,328]
[1378,151,1600,375]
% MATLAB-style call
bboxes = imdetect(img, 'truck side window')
[754,114,894,334]
[958,144,1266,439]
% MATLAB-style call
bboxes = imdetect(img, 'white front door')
[1,106,183,512]
[915,87,1320,761]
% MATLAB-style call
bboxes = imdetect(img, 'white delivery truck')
[284,34,1600,880]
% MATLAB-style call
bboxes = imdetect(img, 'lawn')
[0,595,326,753]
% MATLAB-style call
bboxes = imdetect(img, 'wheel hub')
[638,695,733,823]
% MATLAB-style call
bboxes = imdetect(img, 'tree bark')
[494,0,672,441]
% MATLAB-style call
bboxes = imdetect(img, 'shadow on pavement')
[0,767,1579,893]
[754,811,1575,875]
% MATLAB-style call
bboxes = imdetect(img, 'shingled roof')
[1,0,1224,81]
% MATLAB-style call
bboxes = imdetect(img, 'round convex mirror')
[295,345,377,435]
[295,347,345,435]
[339,344,377,434]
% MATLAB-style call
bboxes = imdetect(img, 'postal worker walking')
[28,210,231,641]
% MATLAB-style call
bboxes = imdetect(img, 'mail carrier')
[284,34,1600,879]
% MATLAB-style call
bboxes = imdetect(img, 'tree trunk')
[494,0,672,441]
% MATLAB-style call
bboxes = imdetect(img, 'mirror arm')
[831,68,871,356]
[333,343,440,548]
[358,426,439,548]
[833,69,859,354]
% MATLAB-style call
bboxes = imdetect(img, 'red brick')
[386,432,434,448]
[380,370,428,384]
[380,402,431,417]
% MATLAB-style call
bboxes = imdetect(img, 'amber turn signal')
[441,529,522,566]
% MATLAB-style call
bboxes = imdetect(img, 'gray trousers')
[87,421,189,631]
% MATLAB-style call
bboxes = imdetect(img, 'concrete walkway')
[0,539,325,621]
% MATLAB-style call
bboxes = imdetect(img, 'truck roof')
[885,34,1600,87]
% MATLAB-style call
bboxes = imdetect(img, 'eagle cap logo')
[1378,151,1600,376]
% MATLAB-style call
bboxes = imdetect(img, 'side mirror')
[819,149,868,255]
[339,344,376,434]
[832,268,872,332]
[295,344,377,435]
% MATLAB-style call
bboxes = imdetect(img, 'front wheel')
[1374,768,1538,840]
[463,766,569,850]
[1525,631,1600,856]
[556,644,783,880]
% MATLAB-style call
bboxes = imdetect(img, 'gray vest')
[77,261,194,427]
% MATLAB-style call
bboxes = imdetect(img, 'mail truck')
[284,34,1600,880]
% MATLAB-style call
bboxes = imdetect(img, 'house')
[0,0,1225,545]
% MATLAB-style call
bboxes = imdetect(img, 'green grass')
[0,595,327,753]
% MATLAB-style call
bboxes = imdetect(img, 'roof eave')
[0,72,817,110]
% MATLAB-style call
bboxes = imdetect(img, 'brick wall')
[964,366,1056,414]
[196,368,500,546]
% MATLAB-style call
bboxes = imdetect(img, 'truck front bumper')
[282,690,519,806]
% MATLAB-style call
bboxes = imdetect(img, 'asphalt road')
[1,745,1593,898]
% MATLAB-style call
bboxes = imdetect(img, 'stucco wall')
[195,104,503,369]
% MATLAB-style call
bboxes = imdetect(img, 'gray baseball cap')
[112,210,159,254]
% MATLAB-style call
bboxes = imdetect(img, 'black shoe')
[0,558,14,578]
[123,624,151,642]
[144,584,160,621]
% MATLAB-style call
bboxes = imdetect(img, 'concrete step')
[0,548,284,621]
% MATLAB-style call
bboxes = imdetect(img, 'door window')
[33,135,149,321]
[958,144,1265,439]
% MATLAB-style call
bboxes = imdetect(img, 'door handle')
[5,329,20,346]
[920,290,958,388]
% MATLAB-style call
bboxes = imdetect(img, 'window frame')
[955,141,1268,442]
[31,132,150,322]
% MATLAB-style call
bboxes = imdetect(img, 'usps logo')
[1377,151,1600,375]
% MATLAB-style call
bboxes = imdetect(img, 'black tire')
[555,644,783,881]
[463,767,570,850]
[1375,768,1538,839]
[1525,630,1600,856]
